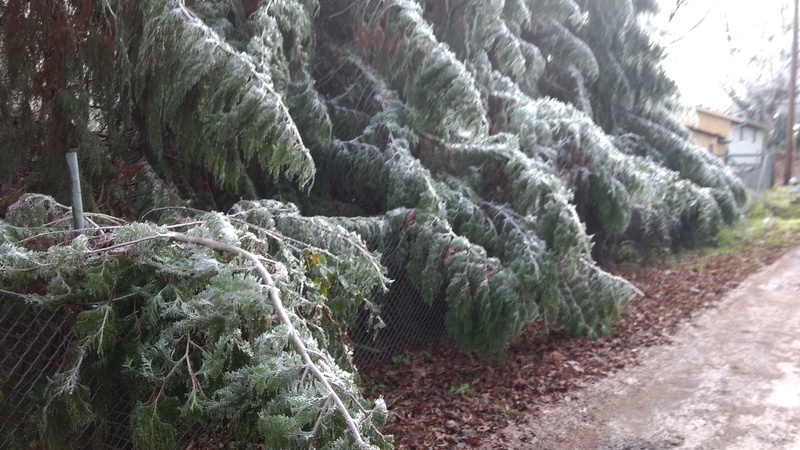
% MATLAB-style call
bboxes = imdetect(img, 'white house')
[727,119,768,166]
[688,107,772,190]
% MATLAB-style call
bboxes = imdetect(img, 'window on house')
[709,143,715,154]
[752,128,757,143]
[740,127,745,141]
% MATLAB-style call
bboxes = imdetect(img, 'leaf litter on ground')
[360,230,800,449]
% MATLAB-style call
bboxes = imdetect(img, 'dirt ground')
[494,245,800,449]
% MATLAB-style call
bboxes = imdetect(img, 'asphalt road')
[496,245,800,449]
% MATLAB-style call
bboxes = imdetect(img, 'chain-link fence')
[349,234,449,369]
[0,295,136,449]
[1,296,73,448]
[726,152,773,192]
[0,233,449,449]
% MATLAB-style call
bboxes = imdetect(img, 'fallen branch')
[6,212,380,447]
[161,231,371,449]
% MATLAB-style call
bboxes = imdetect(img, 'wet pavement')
[499,246,800,449]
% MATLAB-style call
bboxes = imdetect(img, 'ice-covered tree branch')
[161,231,371,449]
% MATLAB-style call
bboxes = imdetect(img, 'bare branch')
[308,396,333,450]
[0,289,27,299]
[668,0,690,22]
[669,7,711,45]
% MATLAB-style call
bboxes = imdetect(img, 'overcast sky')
[655,0,794,111]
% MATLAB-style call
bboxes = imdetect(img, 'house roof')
[695,106,742,123]
[732,118,770,131]
[694,105,769,131]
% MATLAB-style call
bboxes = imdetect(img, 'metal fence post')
[66,151,84,233]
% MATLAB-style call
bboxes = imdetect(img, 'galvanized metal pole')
[66,151,84,233]
[785,0,799,184]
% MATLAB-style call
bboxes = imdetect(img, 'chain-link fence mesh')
[349,234,449,369]
[725,152,773,192]
[1,296,72,448]
[0,295,135,449]
[0,231,449,448]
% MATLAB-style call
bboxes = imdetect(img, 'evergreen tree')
[0,0,746,447]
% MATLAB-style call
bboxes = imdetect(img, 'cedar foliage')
[0,0,746,447]
[1,194,391,449]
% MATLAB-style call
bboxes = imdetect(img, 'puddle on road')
[759,280,786,291]
[767,363,800,408]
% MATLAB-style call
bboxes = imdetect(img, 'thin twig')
[154,332,206,401]
[0,289,28,299]
[36,217,74,228]
[156,340,188,401]
[162,221,205,230]
[84,212,127,226]
[296,366,311,390]
[84,234,164,255]
[85,217,101,230]
[140,205,206,221]
[668,7,712,45]
[184,333,206,398]
[308,396,333,450]
[14,227,118,246]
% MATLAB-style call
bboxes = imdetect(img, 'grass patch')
[717,186,800,250]
[652,186,800,267]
